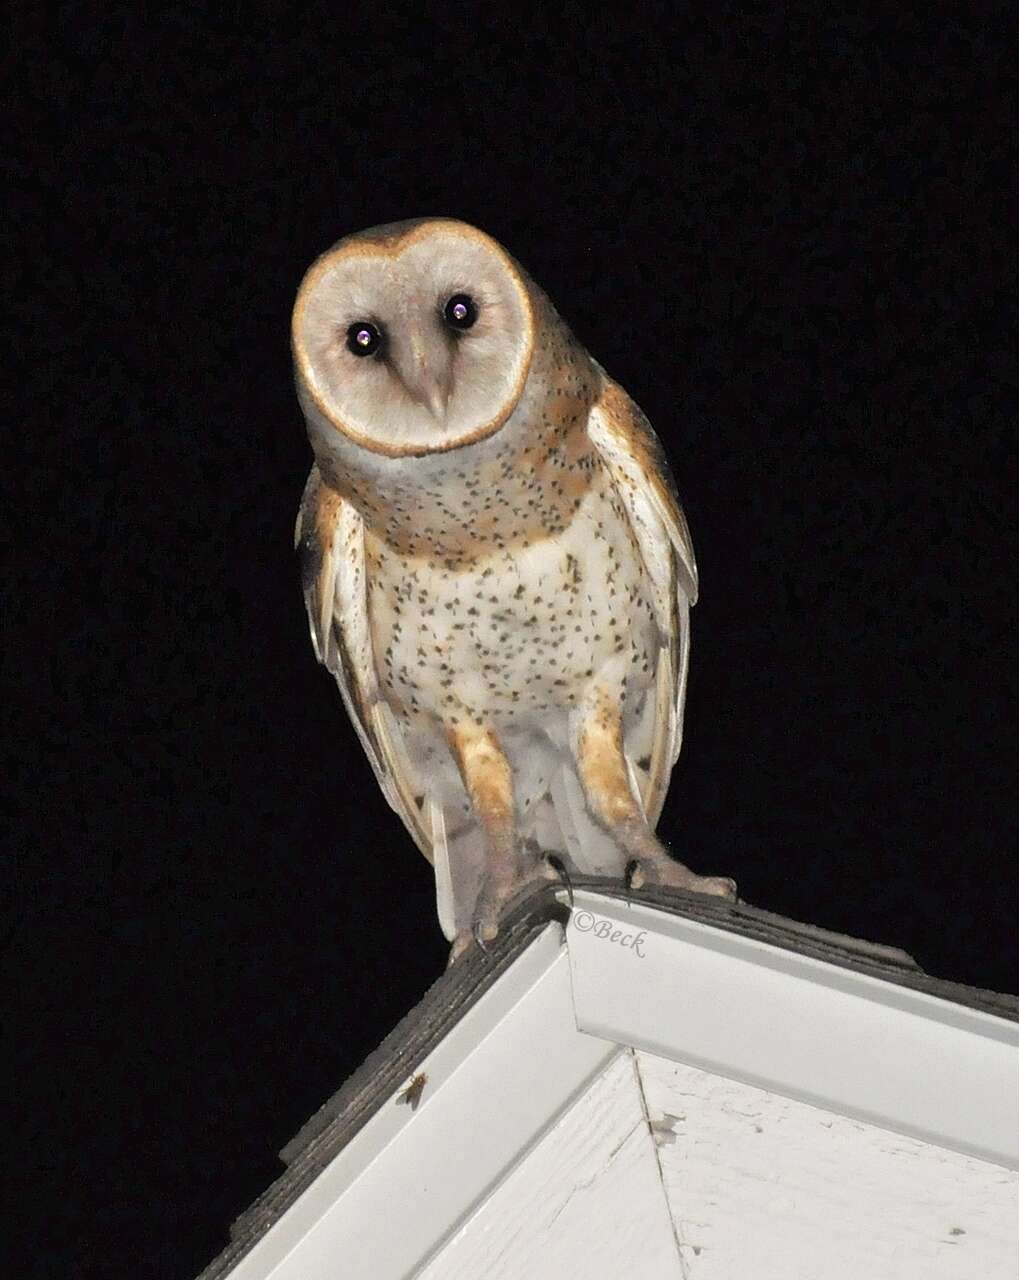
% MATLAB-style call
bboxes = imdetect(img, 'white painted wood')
[417,1052,680,1280]
[636,1050,1019,1278]
[565,890,1019,1168]
[209,891,1019,1279]
[224,924,619,1280]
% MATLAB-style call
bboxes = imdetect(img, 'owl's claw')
[545,854,574,907]
[465,850,567,957]
[446,923,493,967]
[447,932,470,967]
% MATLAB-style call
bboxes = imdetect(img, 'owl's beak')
[394,333,451,421]
[415,379,449,421]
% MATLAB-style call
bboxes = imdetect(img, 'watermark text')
[571,910,647,957]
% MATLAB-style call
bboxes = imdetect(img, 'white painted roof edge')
[196,885,1019,1280]
[203,921,615,1280]
[565,889,1019,1171]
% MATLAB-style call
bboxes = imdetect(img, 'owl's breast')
[365,470,660,731]
[322,351,604,564]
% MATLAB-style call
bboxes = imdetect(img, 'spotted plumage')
[292,218,735,962]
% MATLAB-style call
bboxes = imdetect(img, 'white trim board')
[565,889,1019,1170]
[214,923,617,1280]
[416,1052,682,1280]
[197,888,1019,1279]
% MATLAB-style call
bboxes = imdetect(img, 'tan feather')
[587,377,698,825]
[428,799,455,938]
[369,701,432,858]
[298,466,433,860]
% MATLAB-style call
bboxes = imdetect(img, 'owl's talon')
[447,930,473,967]
[447,923,495,966]
[624,859,642,891]
[545,854,574,906]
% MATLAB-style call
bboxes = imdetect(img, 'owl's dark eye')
[443,293,478,331]
[346,321,383,356]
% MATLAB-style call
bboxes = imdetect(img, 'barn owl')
[292,218,736,963]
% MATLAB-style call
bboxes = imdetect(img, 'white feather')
[429,800,455,939]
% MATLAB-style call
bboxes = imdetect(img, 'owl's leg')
[572,687,737,900]
[447,722,560,962]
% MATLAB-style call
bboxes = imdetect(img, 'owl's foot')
[473,852,564,943]
[446,851,564,965]
[625,856,736,899]
[624,843,736,900]
[610,817,735,899]
[572,692,737,902]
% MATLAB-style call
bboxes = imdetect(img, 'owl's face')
[292,220,536,458]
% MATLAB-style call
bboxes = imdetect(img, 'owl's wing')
[295,466,434,861]
[587,377,698,825]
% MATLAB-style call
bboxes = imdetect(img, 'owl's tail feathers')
[430,802,489,942]
[538,766,629,879]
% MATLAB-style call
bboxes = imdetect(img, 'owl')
[292,218,735,964]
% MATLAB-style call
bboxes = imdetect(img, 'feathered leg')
[573,687,736,899]
[446,722,560,964]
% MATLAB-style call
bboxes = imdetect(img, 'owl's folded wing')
[295,466,433,860]
[587,377,699,823]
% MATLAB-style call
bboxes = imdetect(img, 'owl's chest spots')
[366,478,659,728]
[333,397,600,564]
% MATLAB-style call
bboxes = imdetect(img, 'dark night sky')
[6,5,1017,1277]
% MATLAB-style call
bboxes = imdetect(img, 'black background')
[6,5,1016,1278]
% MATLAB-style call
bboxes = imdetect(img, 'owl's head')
[292,219,536,458]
